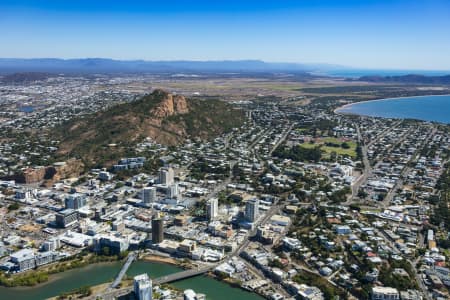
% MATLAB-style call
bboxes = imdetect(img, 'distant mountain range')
[0,58,327,74]
[0,59,449,82]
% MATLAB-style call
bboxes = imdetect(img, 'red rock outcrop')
[151,92,189,118]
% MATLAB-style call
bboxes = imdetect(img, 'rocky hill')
[55,89,244,166]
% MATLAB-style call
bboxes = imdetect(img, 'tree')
[101,246,111,256]
[7,203,20,212]
[269,259,285,269]
[357,190,368,199]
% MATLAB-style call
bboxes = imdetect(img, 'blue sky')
[1,0,450,70]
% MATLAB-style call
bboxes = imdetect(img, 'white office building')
[134,273,152,300]
[159,167,174,185]
[207,198,219,220]
[166,183,179,199]
[371,286,399,300]
[41,237,61,252]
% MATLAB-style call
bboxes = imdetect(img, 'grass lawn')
[299,137,357,158]
[322,146,357,157]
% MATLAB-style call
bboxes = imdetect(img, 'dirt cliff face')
[6,159,84,185]
[24,167,46,184]
[50,159,84,180]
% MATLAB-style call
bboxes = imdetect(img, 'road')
[346,121,401,204]
[153,265,213,285]
[374,227,431,300]
[95,122,301,299]
[268,123,295,156]
[348,124,371,202]
[382,127,436,207]
[345,120,410,205]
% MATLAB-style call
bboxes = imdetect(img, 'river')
[0,261,264,300]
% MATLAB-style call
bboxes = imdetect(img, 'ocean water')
[335,95,450,124]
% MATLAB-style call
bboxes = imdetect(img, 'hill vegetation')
[55,89,244,167]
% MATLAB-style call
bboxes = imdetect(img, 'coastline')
[333,93,450,115]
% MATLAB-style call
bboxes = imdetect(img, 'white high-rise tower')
[134,273,152,300]
[207,198,219,220]
[245,199,259,222]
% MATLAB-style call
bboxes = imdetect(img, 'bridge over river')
[93,262,215,300]
[153,265,214,285]
[110,252,137,289]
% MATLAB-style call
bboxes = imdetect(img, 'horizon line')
[1,57,450,72]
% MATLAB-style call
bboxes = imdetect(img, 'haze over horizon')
[1,0,450,70]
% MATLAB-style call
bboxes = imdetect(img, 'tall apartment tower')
[151,217,164,244]
[166,183,179,199]
[142,187,156,204]
[207,198,219,220]
[134,273,152,300]
[245,199,259,222]
[159,167,174,185]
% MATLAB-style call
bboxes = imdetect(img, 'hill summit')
[56,89,244,166]
[150,89,189,117]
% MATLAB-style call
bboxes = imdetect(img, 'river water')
[0,261,264,300]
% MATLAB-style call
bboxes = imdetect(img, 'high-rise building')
[245,199,259,222]
[134,273,152,300]
[142,187,156,204]
[207,198,218,220]
[65,193,87,210]
[159,167,174,185]
[166,183,179,199]
[151,217,164,244]
[55,209,79,228]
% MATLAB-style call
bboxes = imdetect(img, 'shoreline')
[0,256,179,291]
[333,93,450,114]
[2,256,266,300]
[0,261,120,291]
[139,254,181,266]
[0,256,178,291]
